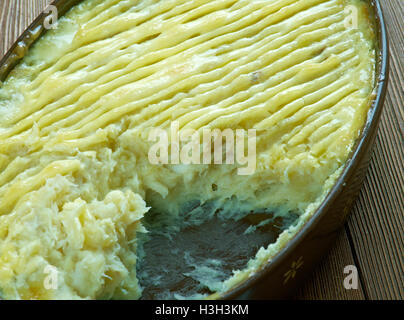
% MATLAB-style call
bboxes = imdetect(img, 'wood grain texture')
[0,0,402,300]
[295,231,367,300]
[0,0,51,55]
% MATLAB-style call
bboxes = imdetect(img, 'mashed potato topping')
[0,0,375,299]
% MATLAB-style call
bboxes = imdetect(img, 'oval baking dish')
[0,0,389,300]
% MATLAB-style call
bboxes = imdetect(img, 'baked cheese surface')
[0,0,375,299]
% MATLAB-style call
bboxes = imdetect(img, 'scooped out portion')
[0,0,375,299]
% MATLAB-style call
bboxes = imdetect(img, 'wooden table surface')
[0,0,402,300]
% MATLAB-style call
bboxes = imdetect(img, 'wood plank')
[0,0,51,56]
[295,231,366,300]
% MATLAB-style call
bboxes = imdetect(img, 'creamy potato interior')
[0,0,375,299]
